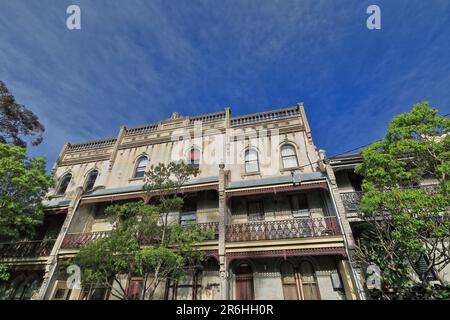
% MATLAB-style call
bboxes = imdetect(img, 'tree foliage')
[0,143,53,240]
[0,143,53,282]
[354,102,450,299]
[0,264,9,282]
[0,80,45,147]
[74,162,211,300]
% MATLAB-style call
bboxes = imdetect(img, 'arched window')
[235,263,254,300]
[245,149,259,174]
[134,156,148,178]
[281,144,298,169]
[190,148,200,169]
[84,170,98,192]
[280,262,299,300]
[57,173,72,195]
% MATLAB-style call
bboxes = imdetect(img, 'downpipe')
[325,177,366,300]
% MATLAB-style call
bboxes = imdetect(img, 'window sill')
[48,194,66,200]
[128,177,145,182]
[241,172,261,178]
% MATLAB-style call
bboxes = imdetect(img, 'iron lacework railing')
[340,184,440,213]
[61,231,110,250]
[61,222,220,250]
[0,239,56,259]
[340,191,364,212]
[225,217,341,242]
[62,218,340,248]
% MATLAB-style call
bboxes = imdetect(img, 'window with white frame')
[245,149,259,174]
[134,156,148,178]
[281,144,299,169]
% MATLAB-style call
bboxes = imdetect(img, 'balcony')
[340,185,439,215]
[61,231,110,249]
[0,239,56,259]
[195,222,219,240]
[225,217,341,242]
[340,191,363,213]
[61,222,220,250]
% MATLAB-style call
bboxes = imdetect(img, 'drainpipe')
[325,176,365,300]
[35,187,84,300]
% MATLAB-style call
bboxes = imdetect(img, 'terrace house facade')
[0,103,361,300]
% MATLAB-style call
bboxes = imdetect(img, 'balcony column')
[218,164,228,299]
[338,259,358,300]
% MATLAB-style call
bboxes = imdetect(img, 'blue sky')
[1,1,450,170]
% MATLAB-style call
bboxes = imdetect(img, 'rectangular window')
[53,288,67,300]
[245,150,259,173]
[180,196,197,226]
[52,282,72,300]
[181,196,197,212]
[247,200,264,221]
[166,270,202,300]
[180,212,197,226]
[79,285,109,300]
[94,203,108,219]
[290,194,310,218]
[347,172,363,192]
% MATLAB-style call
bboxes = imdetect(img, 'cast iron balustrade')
[225,217,340,242]
[195,222,219,240]
[61,231,110,249]
[340,191,363,212]
[0,239,56,259]
[61,222,220,249]
[340,184,439,214]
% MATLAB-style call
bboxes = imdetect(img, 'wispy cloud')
[0,1,449,168]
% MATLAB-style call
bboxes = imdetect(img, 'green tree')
[74,162,212,300]
[0,264,8,281]
[354,102,450,299]
[0,80,45,147]
[0,143,53,280]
